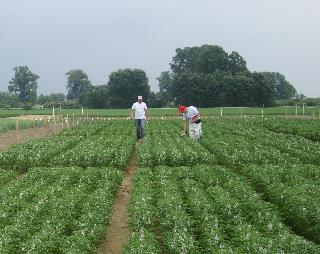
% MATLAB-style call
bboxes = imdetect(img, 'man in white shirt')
[178,105,202,140]
[130,96,148,141]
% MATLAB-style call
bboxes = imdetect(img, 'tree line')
[0,44,312,109]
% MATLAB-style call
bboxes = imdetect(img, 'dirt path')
[0,125,64,151]
[98,141,141,254]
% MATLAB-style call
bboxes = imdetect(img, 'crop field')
[0,118,320,253]
[1,106,320,118]
[0,119,44,134]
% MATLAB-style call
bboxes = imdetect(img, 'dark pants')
[135,119,145,139]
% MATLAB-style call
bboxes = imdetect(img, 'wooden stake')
[16,120,20,143]
[33,119,36,138]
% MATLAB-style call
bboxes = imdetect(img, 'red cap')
[178,105,187,113]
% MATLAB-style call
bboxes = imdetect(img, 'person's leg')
[189,122,196,140]
[135,119,141,139]
[194,123,201,140]
[140,119,146,139]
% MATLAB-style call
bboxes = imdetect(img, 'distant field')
[0,119,44,133]
[0,106,320,118]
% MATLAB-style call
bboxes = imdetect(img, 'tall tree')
[8,66,39,103]
[79,85,109,108]
[170,45,243,75]
[261,72,296,99]
[228,51,247,74]
[65,69,92,100]
[107,68,150,108]
[156,71,174,106]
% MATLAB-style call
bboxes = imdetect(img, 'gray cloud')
[1,0,319,97]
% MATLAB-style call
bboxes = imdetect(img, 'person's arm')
[182,120,188,136]
[191,112,200,123]
[145,108,148,121]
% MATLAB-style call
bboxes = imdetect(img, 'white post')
[295,104,298,116]
[66,114,69,130]
[220,108,223,117]
[261,108,264,118]
[302,103,305,116]
[53,106,55,116]
[240,107,243,117]
[82,107,84,115]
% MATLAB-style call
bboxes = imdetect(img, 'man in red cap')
[178,105,202,140]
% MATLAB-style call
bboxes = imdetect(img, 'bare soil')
[97,141,141,254]
[6,115,51,121]
[0,125,64,151]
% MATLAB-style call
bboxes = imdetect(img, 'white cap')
[138,96,142,100]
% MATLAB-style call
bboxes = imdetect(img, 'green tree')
[79,85,109,108]
[170,45,246,75]
[156,71,174,107]
[262,72,296,99]
[65,69,92,100]
[0,92,21,108]
[251,72,276,106]
[8,65,39,103]
[228,51,247,74]
[107,68,150,108]
[37,93,65,104]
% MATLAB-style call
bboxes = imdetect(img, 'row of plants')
[0,119,44,134]
[229,119,320,166]
[0,166,123,254]
[262,119,320,142]
[241,164,320,244]
[186,164,319,252]
[0,120,135,172]
[0,169,18,187]
[123,167,161,253]
[0,135,81,172]
[125,165,320,253]
[49,121,136,169]
[137,120,215,166]
[201,128,299,167]
[201,118,320,167]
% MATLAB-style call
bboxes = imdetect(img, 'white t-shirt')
[182,106,199,122]
[132,102,147,119]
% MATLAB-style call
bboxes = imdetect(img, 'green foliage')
[1,119,320,253]
[0,167,123,254]
[8,66,39,104]
[170,45,241,74]
[107,68,150,108]
[0,119,43,134]
[65,69,92,100]
[262,72,296,99]
[78,85,109,108]
[37,93,65,104]
[165,44,297,107]
[0,92,21,108]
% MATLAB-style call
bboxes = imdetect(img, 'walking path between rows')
[98,141,141,254]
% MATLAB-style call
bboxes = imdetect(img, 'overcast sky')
[0,0,319,97]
